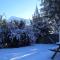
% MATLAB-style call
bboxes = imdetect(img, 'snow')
[8,28,36,43]
[0,44,60,60]
[9,16,31,25]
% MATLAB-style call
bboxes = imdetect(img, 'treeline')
[0,0,60,48]
[0,14,58,48]
[0,16,36,48]
[32,0,60,44]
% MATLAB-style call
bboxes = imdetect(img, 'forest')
[0,0,60,48]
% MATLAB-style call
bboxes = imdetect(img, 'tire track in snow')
[10,49,38,60]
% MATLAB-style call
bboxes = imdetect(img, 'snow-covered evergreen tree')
[40,0,60,33]
[32,6,43,35]
[32,4,57,43]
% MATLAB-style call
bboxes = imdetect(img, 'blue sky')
[0,0,40,19]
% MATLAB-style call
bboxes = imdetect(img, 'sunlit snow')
[0,44,60,60]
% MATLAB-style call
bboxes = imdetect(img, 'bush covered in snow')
[0,16,36,48]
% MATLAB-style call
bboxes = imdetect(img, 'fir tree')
[40,0,60,33]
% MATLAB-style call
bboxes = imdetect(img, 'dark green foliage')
[18,20,25,29]
[2,31,11,48]
[40,0,60,32]
[36,33,59,44]
[0,15,30,48]
[19,32,31,46]
[11,36,19,47]
[36,27,54,44]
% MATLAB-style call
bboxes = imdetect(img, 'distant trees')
[0,0,60,48]
[12,19,26,29]
[0,15,34,48]
[18,20,26,29]
[19,32,31,46]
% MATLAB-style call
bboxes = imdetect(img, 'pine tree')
[32,6,43,35]
[32,4,57,43]
[18,20,25,29]
[32,6,47,43]
[40,0,60,33]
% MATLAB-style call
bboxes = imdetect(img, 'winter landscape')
[0,0,60,60]
[0,44,60,60]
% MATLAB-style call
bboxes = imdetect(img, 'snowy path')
[0,44,60,60]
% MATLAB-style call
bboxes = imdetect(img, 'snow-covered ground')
[0,44,60,60]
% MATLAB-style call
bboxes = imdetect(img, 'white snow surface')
[0,44,60,60]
